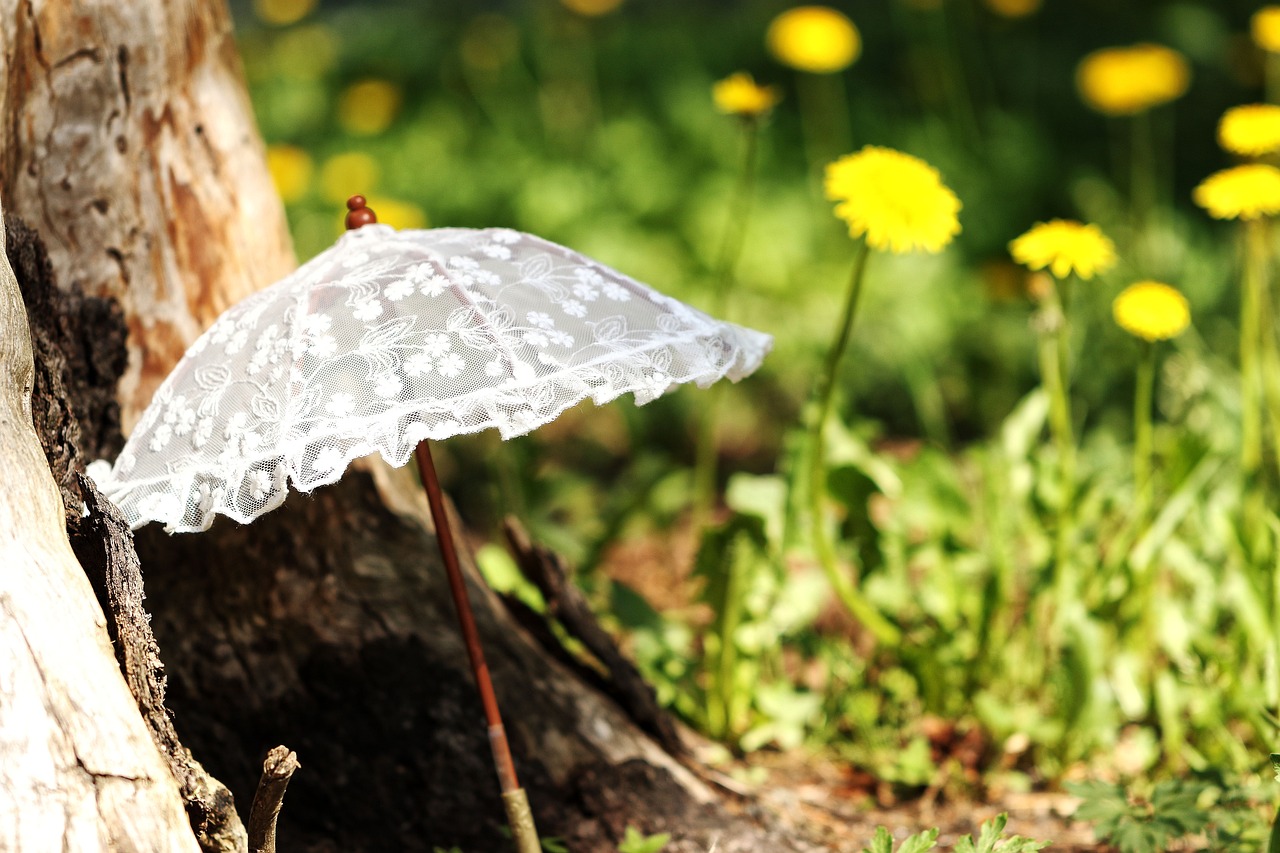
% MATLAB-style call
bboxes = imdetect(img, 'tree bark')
[0,203,199,852]
[0,0,295,427]
[0,1,822,851]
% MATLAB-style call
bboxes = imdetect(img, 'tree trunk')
[0,204,199,852]
[0,0,295,427]
[0,1,821,851]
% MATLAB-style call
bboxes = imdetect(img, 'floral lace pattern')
[93,225,772,532]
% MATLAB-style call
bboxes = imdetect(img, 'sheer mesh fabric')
[92,225,772,532]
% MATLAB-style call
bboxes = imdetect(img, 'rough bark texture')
[0,203,200,852]
[13,212,246,851]
[7,215,127,526]
[75,476,249,853]
[0,0,295,427]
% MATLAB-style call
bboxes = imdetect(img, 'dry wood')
[503,515,685,756]
[246,747,299,853]
[76,475,248,853]
[0,201,199,852]
[11,210,246,852]
[0,0,295,427]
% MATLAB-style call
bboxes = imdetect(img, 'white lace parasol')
[93,224,772,533]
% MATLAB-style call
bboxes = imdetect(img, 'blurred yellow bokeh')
[1010,220,1117,281]
[982,0,1041,19]
[1112,281,1190,342]
[712,72,782,118]
[1253,6,1280,53]
[270,25,337,81]
[266,144,314,204]
[1194,163,1280,219]
[461,14,521,72]
[767,7,861,75]
[1218,104,1280,157]
[320,152,381,204]
[337,79,403,136]
[253,0,317,27]
[1076,44,1190,116]
[367,197,428,231]
[560,0,624,17]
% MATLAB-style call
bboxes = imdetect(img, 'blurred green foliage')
[235,0,1280,812]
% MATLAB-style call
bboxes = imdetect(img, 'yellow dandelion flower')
[712,72,782,118]
[1193,164,1280,219]
[767,7,861,75]
[982,0,1041,19]
[265,144,313,204]
[337,79,402,137]
[1113,281,1190,342]
[1009,220,1117,280]
[1218,104,1280,157]
[1253,6,1280,53]
[320,152,380,204]
[253,0,317,26]
[1076,44,1190,116]
[824,146,961,254]
[560,0,624,16]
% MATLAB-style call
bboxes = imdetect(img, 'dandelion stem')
[1057,277,1074,388]
[807,240,900,646]
[707,534,745,740]
[1250,219,1280,478]
[1133,339,1156,520]
[693,118,762,531]
[1242,221,1265,479]
[1036,280,1076,603]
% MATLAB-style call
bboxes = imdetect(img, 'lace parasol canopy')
[94,224,772,533]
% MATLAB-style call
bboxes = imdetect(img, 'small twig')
[247,746,300,853]
[502,516,684,756]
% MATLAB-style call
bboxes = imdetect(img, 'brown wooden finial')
[345,194,377,230]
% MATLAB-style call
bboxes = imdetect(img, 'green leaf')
[616,825,670,853]
[725,472,787,546]
[897,828,941,853]
[861,826,939,853]
[863,827,895,853]
[1000,388,1049,460]
[1066,780,1133,834]
[1150,780,1209,836]
[953,813,1048,853]
[1270,753,1280,783]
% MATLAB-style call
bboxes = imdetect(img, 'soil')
[704,747,1103,851]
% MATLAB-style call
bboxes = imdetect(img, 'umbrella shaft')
[414,441,521,795]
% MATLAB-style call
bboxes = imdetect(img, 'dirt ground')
[720,749,1104,851]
